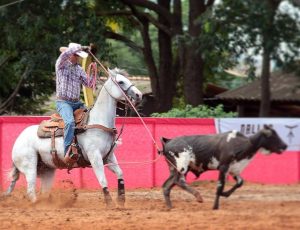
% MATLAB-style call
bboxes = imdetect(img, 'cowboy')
[55,42,93,162]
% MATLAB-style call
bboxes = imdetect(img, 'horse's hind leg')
[24,167,38,202]
[106,153,125,206]
[40,168,55,195]
[14,151,38,202]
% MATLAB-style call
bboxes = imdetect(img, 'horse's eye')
[118,81,124,85]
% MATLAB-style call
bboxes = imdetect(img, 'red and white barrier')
[0,116,299,190]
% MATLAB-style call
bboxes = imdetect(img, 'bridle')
[103,74,136,105]
[123,84,135,94]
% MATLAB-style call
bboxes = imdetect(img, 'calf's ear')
[161,137,171,144]
[262,128,272,137]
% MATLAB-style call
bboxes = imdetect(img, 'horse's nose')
[136,93,142,102]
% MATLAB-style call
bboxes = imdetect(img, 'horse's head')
[105,68,142,105]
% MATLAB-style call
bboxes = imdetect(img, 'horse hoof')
[117,195,125,207]
[104,194,114,209]
[105,200,115,209]
[195,193,203,203]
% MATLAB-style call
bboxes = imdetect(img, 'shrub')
[151,104,237,118]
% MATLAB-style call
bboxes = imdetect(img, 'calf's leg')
[221,175,243,197]
[162,168,177,208]
[176,174,203,203]
[213,164,229,210]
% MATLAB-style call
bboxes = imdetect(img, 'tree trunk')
[259,0,281,117]
[259,49,271,117]
[140,20,159,97]
[157,0,175,112]
[183,0,206,106]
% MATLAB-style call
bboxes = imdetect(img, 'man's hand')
[82,46,90,52]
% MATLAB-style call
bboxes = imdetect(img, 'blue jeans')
[56,100,85,154]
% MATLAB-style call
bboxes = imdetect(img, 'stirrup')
[64,144,79,165]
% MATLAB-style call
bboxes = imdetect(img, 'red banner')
[0,116,299,190]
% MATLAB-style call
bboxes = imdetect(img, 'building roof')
[215,72,300,102]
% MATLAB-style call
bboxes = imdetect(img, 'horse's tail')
[5,163,20,195]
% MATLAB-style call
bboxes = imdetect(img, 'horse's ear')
[108,68,114,77]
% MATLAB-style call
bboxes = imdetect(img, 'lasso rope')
[86,62,97,90]
[0,0,24,9]
[87,51,166,168]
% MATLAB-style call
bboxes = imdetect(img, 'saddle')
[37,109,117,172]
[37,108,88,138]
[37,108,91,170]
[37,108,118,171]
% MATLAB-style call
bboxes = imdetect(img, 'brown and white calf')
[160,125,287,210]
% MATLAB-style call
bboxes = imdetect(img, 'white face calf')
[160,125,288,210]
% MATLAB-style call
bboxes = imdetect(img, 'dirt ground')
[1,180,300,230]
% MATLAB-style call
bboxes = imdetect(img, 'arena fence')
[0,116,299,190]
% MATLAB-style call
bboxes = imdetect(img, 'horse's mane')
[111,68,129,78]
[95,68,129,96]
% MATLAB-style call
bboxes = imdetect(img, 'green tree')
[209,0,300,116]
[0,0,108,114]
[94,0,216,113]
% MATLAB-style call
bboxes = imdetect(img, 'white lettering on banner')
[214,118,300,151]
[240,124,273,135]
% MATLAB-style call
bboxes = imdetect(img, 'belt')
[57,96,79,102]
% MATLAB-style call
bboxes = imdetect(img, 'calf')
[160,125,287,210]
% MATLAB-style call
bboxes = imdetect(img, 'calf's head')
[259,125,287,154]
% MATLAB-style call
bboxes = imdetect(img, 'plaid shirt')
[55,46,92,101]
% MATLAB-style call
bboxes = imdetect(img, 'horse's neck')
[88,88,117,128]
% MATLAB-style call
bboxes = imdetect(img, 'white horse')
[5,68,142,206]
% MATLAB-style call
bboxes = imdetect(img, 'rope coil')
[86,62,97,90]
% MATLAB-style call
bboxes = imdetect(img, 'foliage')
[151,104,237,118]
[0,0,108,114]
[109,38,148,76]
[201,0,300,75]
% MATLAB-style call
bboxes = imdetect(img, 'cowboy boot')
[64,143,79,166]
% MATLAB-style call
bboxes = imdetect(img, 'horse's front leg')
[106,153,125,207]
[88,150,113,207]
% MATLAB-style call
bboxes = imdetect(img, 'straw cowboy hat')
[59,42,88,58]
